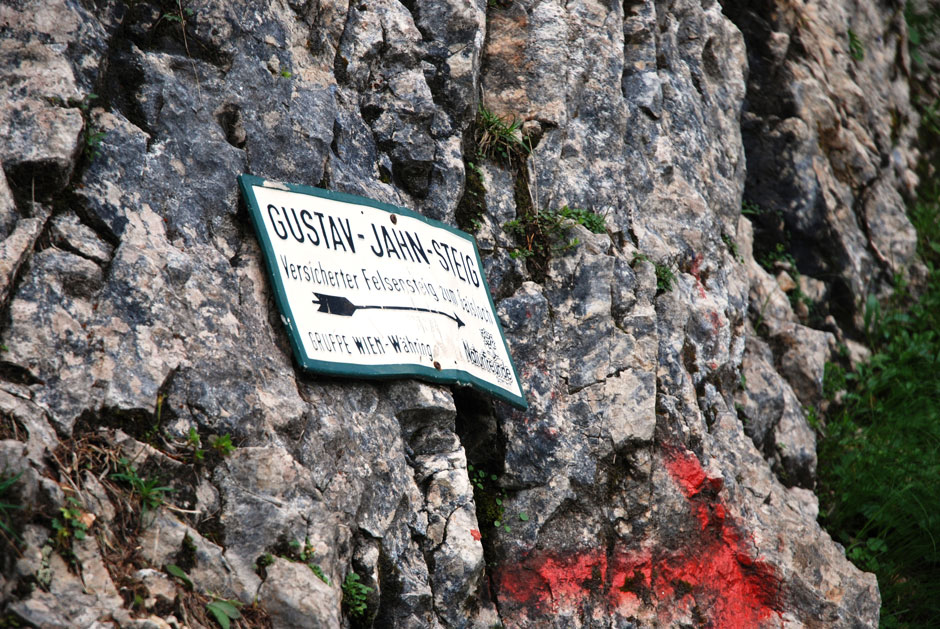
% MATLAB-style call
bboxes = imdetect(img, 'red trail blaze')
[496,449,782,627]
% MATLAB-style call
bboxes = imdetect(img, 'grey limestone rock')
[724,0,925,331]
[0,0,904,626]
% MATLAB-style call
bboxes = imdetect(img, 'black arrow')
[312,292,465,328]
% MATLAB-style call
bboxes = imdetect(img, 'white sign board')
[238,175,527,409]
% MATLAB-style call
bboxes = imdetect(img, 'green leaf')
[205,604,231,629]
[518,512,529,521]
[211,600,241,618]
[206,600,241,628]
[166,564,193,589]
[309,563,330,584]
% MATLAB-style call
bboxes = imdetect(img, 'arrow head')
[455,313,465,328]
[312,293,357,316]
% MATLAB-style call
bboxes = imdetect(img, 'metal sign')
[238,174,527,409]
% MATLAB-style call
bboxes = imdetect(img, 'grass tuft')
[475,105,529,166]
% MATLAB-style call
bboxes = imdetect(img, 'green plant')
[208,434,235,458]
[0,472,23,544]
[557,206,606,234]
[342,572,373,619]
[289,537,312,561]
[631,253,676,293]
[205,598,241,629]
[502,206,605,262]
[722,233,742,262]
[51,496,88,551]
[741,199,763,216]
[823,362,847,401]
[286,538,330,584]
[467,464,516,533]
[491,495,510,533]
[187,427,205,462]
[788,283,815,316]
[162,6,194,23]
[475,105,529,166]
[804,405,821,431]
[847,536,889,573]
[280,69,292,79]
[140,392,167,445]
[68,92,98,113]
[35,543,53,587]
[166,563,193,589]
[257,552,274,570]
[759,241,794,270]
[905,3,940,68]
[818,258,940,625]
[65,92,106,162]
[918,101,940,139]
[85,129,106,162]
[310,563,329,584]
[469,464,497,491]
[848,28,865,61]
[111,458,174,511]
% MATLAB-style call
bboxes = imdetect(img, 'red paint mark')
[665,447,723,498]
[470,529,482,541]
[707,310,723,337]
[496,448,782,627]
[499,549,609,610]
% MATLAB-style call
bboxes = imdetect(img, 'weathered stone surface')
[133,568,177,612]
[736,335,817,488]
[8,542,122,628]
[0,0,905,626]
[259,558,341,628]
[724,0,925,332]
[138,511,256,602]
[768,321,836,409]
[0,206,49,307]
[0,98,84,192]
[0,0,118,196]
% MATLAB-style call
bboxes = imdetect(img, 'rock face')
[724,0,924,328]
[0,0,913,626]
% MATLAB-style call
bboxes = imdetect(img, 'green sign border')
[237,174,528,410]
